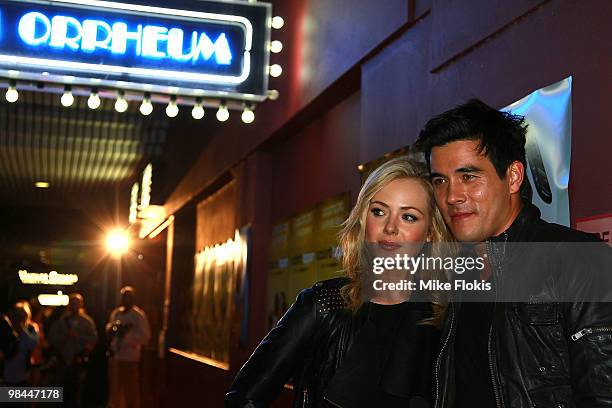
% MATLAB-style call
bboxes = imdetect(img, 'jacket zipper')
[571,326,612,341]
[486,239,504,408]
[434,303,455,408]
[487,317,502,408]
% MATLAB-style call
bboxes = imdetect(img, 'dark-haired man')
[416,99,612,407]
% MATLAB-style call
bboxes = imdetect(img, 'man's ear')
[507,161,525,194]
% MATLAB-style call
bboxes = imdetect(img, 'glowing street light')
[106,229,129,257]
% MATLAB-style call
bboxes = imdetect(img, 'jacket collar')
[488,202,541,243]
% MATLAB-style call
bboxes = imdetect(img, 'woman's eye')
[370,208,385,217]
[402,214,417,222]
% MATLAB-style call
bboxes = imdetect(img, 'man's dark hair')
[416,99,531,201]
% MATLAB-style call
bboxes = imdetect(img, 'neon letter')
[18,12,51,46]
[141,25,168,59]
[81,19,112,52]
[167,28,195,61]
[111,22,142,55]
[49,16,82,50]
[193,32,232,65]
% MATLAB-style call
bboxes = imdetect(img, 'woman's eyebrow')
[370,200,389,208]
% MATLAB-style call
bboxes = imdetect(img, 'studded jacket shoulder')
[225,277,356,408]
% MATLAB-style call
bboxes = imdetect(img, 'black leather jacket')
[226,278,438,407]
[435,204,612,408]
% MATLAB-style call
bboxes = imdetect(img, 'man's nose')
[446,180,466,205]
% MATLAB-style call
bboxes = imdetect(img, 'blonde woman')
[226,156,453,408]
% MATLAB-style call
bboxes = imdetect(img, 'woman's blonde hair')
[338,156,453,325]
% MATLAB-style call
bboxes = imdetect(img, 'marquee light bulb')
[5,81,18,103]
[192,98,204,120]
[166,96,179,118]
[271,16,284,29]
[61,86,74,107]
[216,103,229,122]
[115,91,128,112]
[270,40,283,54]
[241,105,255,124]
[269,64,282,78]
[140,94,153,115]
[87,90,101,109]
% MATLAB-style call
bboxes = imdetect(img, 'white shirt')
[106,306,150,362]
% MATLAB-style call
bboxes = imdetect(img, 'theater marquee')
[0,0,272,100]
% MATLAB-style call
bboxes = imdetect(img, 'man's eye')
[432,178,446,186]
[462,174,476,181]
[370,208,385,216]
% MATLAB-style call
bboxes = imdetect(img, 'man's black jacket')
[435,203,612,408]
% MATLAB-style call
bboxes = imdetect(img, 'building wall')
[162,0,612,405]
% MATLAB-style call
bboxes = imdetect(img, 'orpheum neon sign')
[17,12,234,65]
[0,0,271,99]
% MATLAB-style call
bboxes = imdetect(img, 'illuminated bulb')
[272,16,284,29]
[166,97,179,117]
[270,40,283,53]
[192,98,204,120]
[216,103,229,122]
[269,64,283,78]
[5,82,18,103]
[87,90,101,110]
[140,94,153,116]
[115,92,128,113]
[61,86,74,107]
[106,229,129,257]
[267,89,280,100]
[241,105,255,124]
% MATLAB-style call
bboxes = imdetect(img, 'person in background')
[106,286,151,408]
[28,300,49,387]
[3,301,39,386]
[0,312,19,375]
[49,293,98,407]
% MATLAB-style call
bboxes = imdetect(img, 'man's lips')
[377,240,402,251]
[450,212,475,222]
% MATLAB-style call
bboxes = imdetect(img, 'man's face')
[429,140,514,242]
[121,292,134,309]
[68,296,82,314]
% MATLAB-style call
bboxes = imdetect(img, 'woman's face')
[365,178,432,252]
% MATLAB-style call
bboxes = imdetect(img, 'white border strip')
[0,53,251,85]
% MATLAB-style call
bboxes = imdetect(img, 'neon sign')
[0,0,271,99]
[17,12,233,65]
[19,269,78,285]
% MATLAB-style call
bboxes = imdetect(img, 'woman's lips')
[377,240,402,251]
